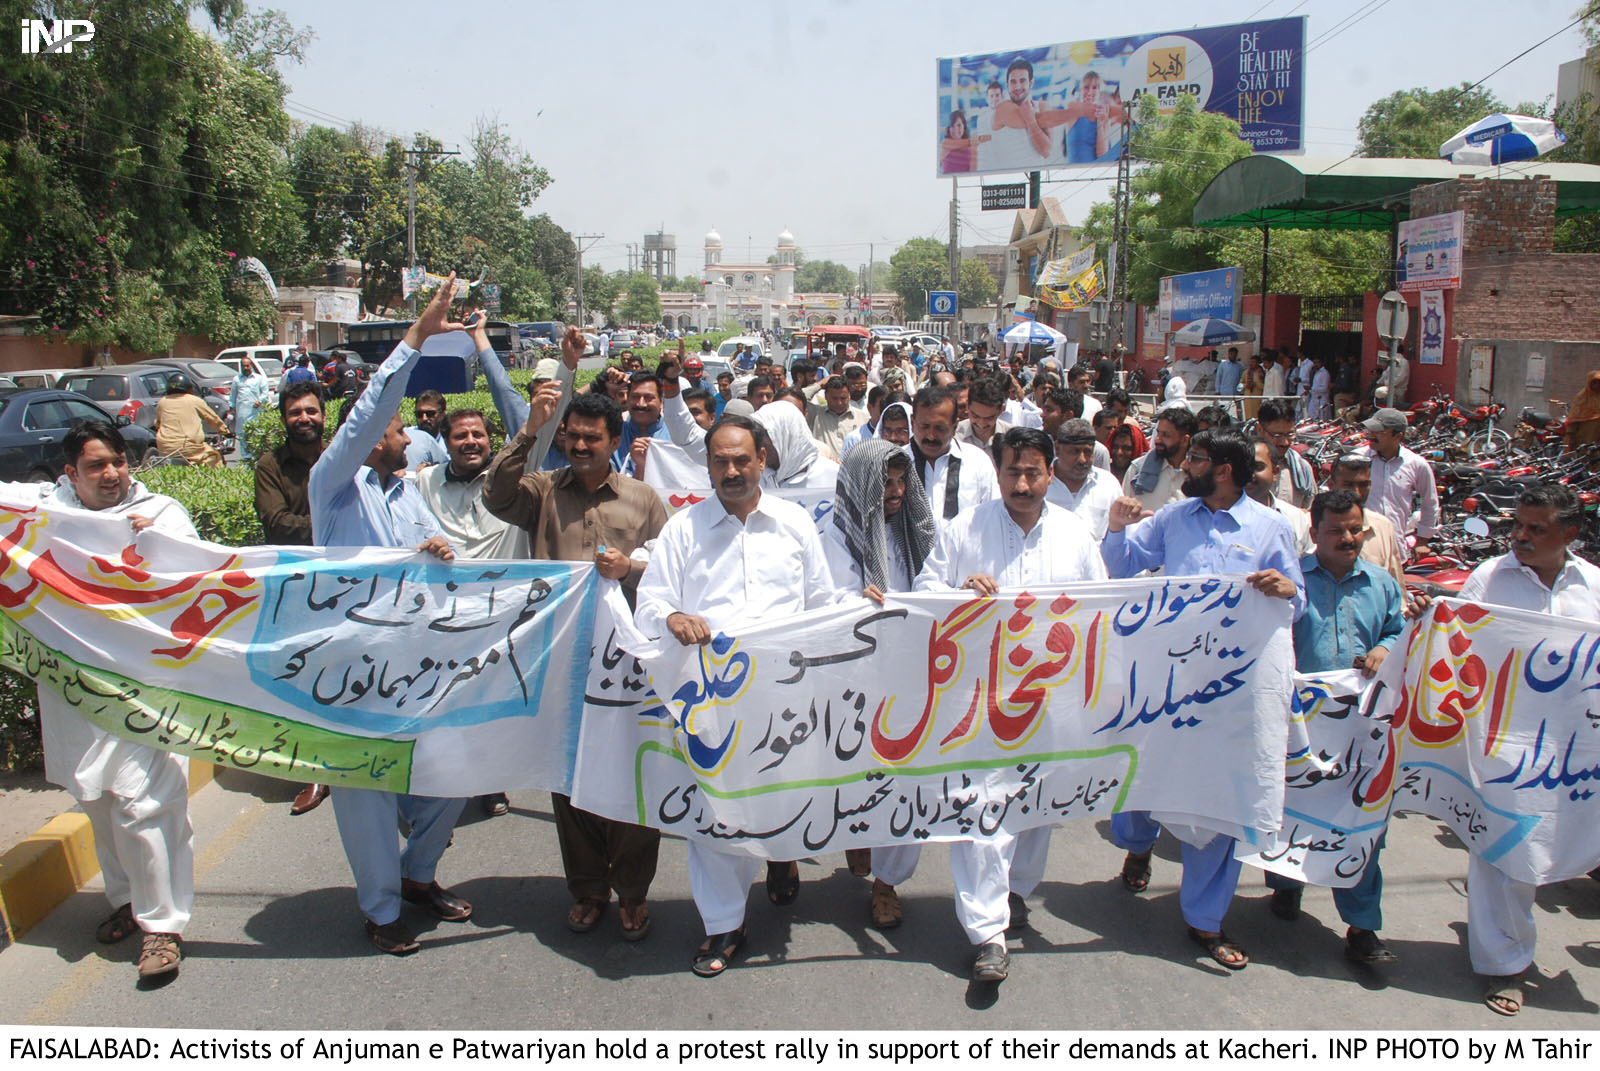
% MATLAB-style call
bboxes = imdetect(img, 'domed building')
[656,226,894,333]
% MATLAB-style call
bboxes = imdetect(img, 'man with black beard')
[253,380,333,817]
[1121,407,1196,513]
[1102,428,1303,972]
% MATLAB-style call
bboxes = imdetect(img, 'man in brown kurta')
[482,386,667,941]
[251,379,332,815]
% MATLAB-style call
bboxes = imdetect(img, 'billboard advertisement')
[936,17,1305,177]
[1397,211,1463,292]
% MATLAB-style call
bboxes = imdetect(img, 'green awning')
[1193,155,1600,230]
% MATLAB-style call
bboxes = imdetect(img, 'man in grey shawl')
[820,439,936,928]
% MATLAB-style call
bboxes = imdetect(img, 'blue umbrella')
[1439,113,1566,166]
[1001,320,1066,347]
[1169,318,1255,346]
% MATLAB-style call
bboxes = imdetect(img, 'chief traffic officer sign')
[929,291,957,319]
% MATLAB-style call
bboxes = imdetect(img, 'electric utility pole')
[572,234,605,330]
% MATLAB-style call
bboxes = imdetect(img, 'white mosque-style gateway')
[654,228,897,334]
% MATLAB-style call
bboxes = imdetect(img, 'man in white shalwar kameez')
[36,421,199,979]
[913,426,1108,983]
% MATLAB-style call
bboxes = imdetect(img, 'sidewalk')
[0,762,214,949]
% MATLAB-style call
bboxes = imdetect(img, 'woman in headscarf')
[751,398,838,488]
[1564,370,1600,452]
[820,439,935,929]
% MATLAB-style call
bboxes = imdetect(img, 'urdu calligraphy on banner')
[5,480,1597,888]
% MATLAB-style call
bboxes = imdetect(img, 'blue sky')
[259,0,1592,273]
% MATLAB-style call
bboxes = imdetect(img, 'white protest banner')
[1241,601,1600,887]
[0,486,593,798]
[572,576,1295,859]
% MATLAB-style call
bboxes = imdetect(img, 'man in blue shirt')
[1214,347,1244,419]
[308,274,472,957]
[612,371,671,476]
[1264,488,1405,965]
[1101,427,1304,971]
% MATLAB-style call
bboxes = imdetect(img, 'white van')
[215,344,297,381]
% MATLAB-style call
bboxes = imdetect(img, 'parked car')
[214,343,298,371]
[716,336,766,363]
[0,388,156,480]
[138,358,237,412]
[5,367,82,391]
[609,330,639,351]
[56,364,209,430]
[214,353,287,381]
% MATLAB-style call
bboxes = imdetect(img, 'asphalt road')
[5,771,1597,1031]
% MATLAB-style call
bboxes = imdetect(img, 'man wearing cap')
[842,363,871,411]
[1046,418,1118,538]
[1358,408,1438,555]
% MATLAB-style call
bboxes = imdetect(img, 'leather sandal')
[136,932,182,977]
[96,903,137,945]
[765,861,799,906]
[1188,926,1249,970]
[870,879,902,929]
[1120,849,1153,892]
[691,927,745,977]
[1483,973,1524,1016]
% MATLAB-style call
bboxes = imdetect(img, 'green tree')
[795,259,856,293]
[1355,84,1506,158]
[1080,94,1253,306]
[889,238,951,319]
[958,258,995,308]
[0,0,305,349]
[580,265,619,325]
[616,272,662,326]
[1216,229,1389,299]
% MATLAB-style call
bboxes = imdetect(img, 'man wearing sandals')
[1455,482,1600,1015]
[820,439,936,931]
[308,276,471,956]
[914,427,1108,983]
[635,414,840,976]
[38,422,199,979]
[482,355,666,943]
[1102,428,1304,971]
[1265,490,1404,966]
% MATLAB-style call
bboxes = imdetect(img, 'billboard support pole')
[1110,110,1132,367]
[950,178,961,324]
[1028,171,1041,209]
[1260,226,1270,350]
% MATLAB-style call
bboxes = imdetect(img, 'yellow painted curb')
[0,762,215,946]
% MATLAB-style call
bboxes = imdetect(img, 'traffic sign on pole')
[929,291,957,319]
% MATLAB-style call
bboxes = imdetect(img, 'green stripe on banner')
[1,616,414,793]
[631,739,1138,826]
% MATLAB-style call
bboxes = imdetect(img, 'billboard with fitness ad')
[936,17,1306,177]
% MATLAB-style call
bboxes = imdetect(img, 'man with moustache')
[907,385,1000,536]
[483,384,667,941]
[634,415,839,976]
[1325,454,1408,591]
[1264,489,1404,968]
[253,380,334,817]
[1102,427,1303,971]
[1046,418,1119,539]
[915,427,1108,983]
[1455,482,1600,1016]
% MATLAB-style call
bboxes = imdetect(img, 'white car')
[716,336,766,363]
